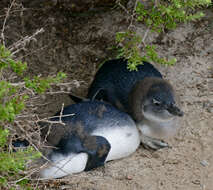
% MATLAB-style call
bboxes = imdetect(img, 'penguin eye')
[152,99,161,106]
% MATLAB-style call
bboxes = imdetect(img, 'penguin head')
[142,81,183,122]
[129,77,184,122]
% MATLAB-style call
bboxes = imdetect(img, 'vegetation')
[0,45,66,189]
[0,0,212,189]
[116,0,212,70]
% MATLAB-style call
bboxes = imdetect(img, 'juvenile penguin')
[39,100,140,179]
[83,59,184,149]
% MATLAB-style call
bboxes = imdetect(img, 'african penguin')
[39,100,140,179]
[73,58,184,150]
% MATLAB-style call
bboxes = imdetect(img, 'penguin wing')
[54,133,111,171]
[69,89,108,103]
[83,135,111,171]
[69,93,88,103]
[91,88,108,101]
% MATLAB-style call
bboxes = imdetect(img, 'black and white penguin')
[76,59,184,150]
[39,100,140,179]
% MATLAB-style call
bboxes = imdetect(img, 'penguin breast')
[92,123,140,161]
[137,117,180,140]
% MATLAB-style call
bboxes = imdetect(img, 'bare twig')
[17,45,49,60]
[142,26,150,45]
[0,9,28,18]
[128,0,139,30]
[59,103,65,124]
[45,91,73,95]
[9,82,26,86]
[38,113,75,124]
[12,168,39,184]
[139,1,158,45]
[9,28,45,55]
[116,0,139,30]
[116,0,130,15]
[1,0,16,46]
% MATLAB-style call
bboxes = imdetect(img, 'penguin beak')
[167,104,184,117]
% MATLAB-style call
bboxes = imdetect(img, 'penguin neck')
[128,77,160,122]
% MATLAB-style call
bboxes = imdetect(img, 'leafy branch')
[115,0,211,70]
[0,44,66,189]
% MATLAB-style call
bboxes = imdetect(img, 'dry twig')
[9,28,45,55]
[1,0,16,46]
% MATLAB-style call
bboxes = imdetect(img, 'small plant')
[0,45,66,189]
[115,31,176,71]
[136,0,210,32]
[116,0,211,70]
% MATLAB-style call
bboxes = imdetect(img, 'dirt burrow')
[0,2,213,189]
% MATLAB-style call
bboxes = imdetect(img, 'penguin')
[128,77,183,149]
[71,58,184,150]
[39,100,140,179]
[12,138,29,150]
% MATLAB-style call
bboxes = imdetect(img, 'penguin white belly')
[40,153,88,179]
[138,118,179,139]
[92,125,140,161]
[40,125,140,179]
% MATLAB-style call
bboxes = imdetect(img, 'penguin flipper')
[83,135,111,171]
[42,134,111,179]
[91,88,108,101]
[55,127,111,171]
[70,89,109,103]
[69,94,88,103]
[56,134,111,171]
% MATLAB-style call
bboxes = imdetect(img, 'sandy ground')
[0,2,213,190]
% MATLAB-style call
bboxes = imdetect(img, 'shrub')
[116,0,212,70]
[0,45,66,189]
